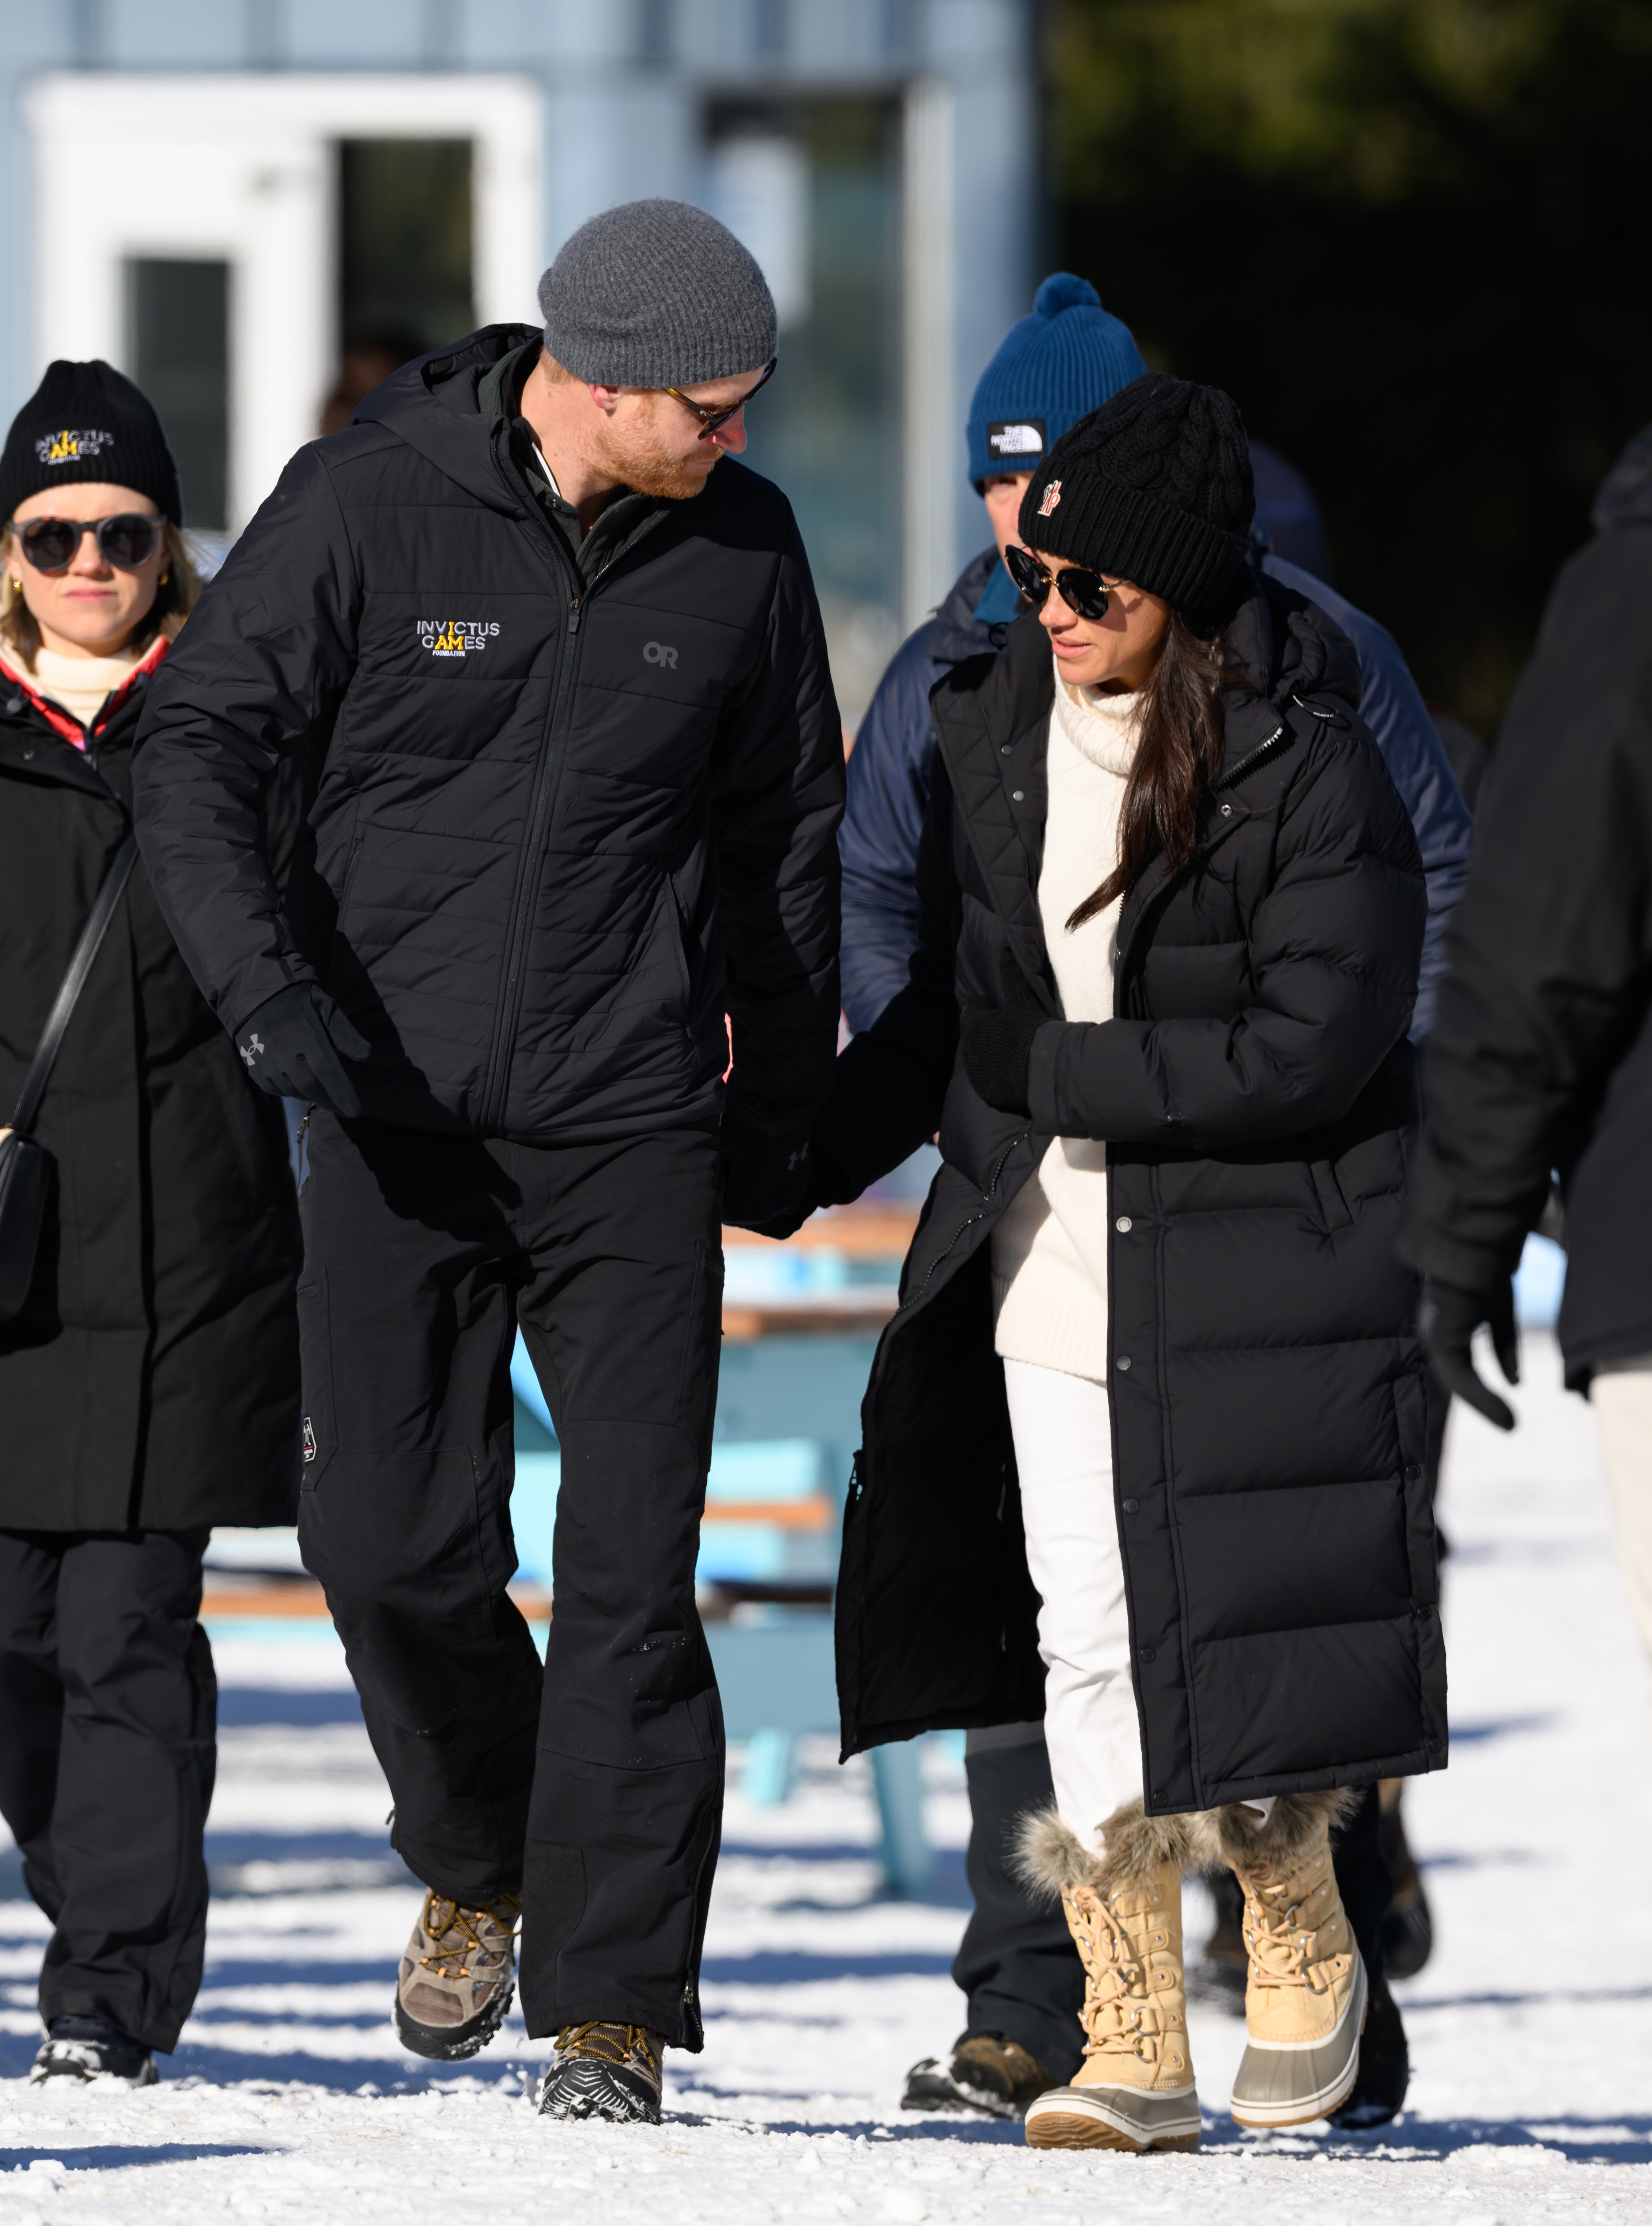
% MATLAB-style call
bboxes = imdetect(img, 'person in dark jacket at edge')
[844,280,1466,2130]
[0,362,302,2090]
[788,376,1441,2154]
[1401,420,1652,1682]
[131,201,845,2130]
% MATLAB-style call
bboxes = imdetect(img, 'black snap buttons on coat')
[1404,1463,1422,1480]
[1122,1498,1139,1514]
[1011,789,1025,802]
[1116,1355,1131,1371]
[1000,744,1012,755]
[1139,1646,1156,1664]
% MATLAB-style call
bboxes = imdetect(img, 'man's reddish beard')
[590,394,721,500]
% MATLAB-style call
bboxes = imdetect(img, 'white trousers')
[1004,1359,1143,1857]
[1591,1359,1652,1669]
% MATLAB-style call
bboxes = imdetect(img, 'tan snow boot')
[1198,1794,1366,2128]
[1016,1807,1201,2154]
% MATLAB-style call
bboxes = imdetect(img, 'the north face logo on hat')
[36,428,115,465]
[987,419,1045,460]
[1038,480,1062,517]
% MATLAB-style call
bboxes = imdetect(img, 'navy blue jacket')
[841,548,1472,1037]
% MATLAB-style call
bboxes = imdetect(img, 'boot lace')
[556,2022,659,2077]
[418,1892,521,1980]
[1068,1883,1165,2062]
[1240,1868,1327,1994]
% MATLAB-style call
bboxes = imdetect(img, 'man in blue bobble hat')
[840,277,1145,1029]
[845,275,1465,2137]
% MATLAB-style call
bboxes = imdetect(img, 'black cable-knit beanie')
[1018,371,1254,612]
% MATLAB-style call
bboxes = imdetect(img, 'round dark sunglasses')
[1005,541,1118,622]
[663,356,777,437]
[15,513,165,574]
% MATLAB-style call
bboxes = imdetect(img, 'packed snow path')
[2,1331,1650,2224]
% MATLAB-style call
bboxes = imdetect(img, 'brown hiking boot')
[1015,1807,1200,2155]
[538,2022,664,2125]
[901,2033,1058,2119]
[1220,1798,1366,2128]
[394,1890,520,2060]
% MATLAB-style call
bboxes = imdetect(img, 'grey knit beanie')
[538,199,777,388]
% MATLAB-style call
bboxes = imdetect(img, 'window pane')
[125,257,229,531]
[338,138,474,356]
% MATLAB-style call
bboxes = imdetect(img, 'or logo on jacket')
[36,427,114,464]
[418,619,499,656]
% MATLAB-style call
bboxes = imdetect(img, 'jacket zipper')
[898,1127,1031,1317]
[1214,721,1287,793]
[664,870,693,1009]
[337,832,365,918]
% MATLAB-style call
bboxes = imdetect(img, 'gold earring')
[159,570,170,586]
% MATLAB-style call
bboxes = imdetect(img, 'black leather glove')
[960,948,1048,1116]
[743,1143,858,1242]
[235,983,372,1121]
[721,1109,811,1234]
[1419,1273,1519,1431]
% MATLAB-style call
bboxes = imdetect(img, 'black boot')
[538,2023,663,2125]
[902,2032,1059,2119]
[30,2016,157,2088]
[1378,1789,1434,1980]
[1327,1976,1409,2129]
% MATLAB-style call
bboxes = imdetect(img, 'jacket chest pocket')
[1140,939,1252,1020]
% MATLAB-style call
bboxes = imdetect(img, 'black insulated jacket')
[819,579,1441,1813]
[132,325,844,1149]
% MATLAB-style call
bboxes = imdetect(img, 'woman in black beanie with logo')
[803,373,1439,2152]
[0,362,300,2086]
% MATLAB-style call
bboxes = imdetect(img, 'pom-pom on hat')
[0,359,182,527]
[965,274,1148,490]
[1019,372,1255,614]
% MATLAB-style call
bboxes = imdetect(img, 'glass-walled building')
[1,0,1037,725]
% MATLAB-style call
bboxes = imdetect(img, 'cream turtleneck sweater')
[26,643,146,736]
[990,663,1141,1382]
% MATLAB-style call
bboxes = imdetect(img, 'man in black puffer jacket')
[132,200,844,2126]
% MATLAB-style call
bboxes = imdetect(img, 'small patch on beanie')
[987,419,1045,462]
[1037,479,1062,517]
[35,428,115,466]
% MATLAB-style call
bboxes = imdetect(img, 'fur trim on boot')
[1014,1804,1199,1903]
[1183,1789,1359,1877]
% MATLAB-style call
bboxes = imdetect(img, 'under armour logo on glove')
[239,1032,266,1069]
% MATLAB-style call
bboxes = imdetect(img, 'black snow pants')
[0,1527,216,2052]
[955,1727,1393,2070]
[295,1111,726,2049]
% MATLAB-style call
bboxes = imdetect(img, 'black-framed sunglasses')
[663,356,777,437]
[1005,542,1119,623]
[14,513,166,573]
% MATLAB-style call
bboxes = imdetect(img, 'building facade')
[2,0,1038,722]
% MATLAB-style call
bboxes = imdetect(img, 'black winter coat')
[0,651,301,1531]
[1403,426,1652,1386]
[819,577,1444,1815]
[131,325,844,1153]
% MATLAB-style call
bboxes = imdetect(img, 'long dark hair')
[1066,609,1233,929]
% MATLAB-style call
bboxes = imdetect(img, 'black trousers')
[955,1725,1392,2074]
[0,1527,216,2051]
[296,1112,725,2049]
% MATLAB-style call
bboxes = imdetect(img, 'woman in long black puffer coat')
[800,376,1442,2154]
[0,361,301,2087]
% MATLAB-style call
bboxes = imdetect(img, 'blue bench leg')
[742,1727,795,1807]
[870,1740,934,1896]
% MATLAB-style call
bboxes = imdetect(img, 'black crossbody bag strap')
[8,830,139,1136]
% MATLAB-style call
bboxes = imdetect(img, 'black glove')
[960,948,1048,1116]
[235,983,372,1121]
[742,1143,859,1242]
[1419,1273,1519,1431]
[720,1109,812,1234]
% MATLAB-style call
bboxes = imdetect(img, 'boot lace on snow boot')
[395,1889,520,2060]
[1024,1863,1201,2154]
[1226,1829,1366,2129]
[1327,1974,1409,2129]
[30,2016,157,2088]
[538,2022,663,2125]
[901,2033,1058,2119]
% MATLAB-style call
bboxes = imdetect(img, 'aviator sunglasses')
[14,513,165,574]
[1005,541,1121,623]
[663,355,777,437]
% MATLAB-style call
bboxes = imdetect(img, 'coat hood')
[1592,422,1652,533]
[351,323,541,515]
[928,547,1007,663]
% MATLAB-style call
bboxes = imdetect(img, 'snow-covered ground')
[2,1330,1650,2223]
